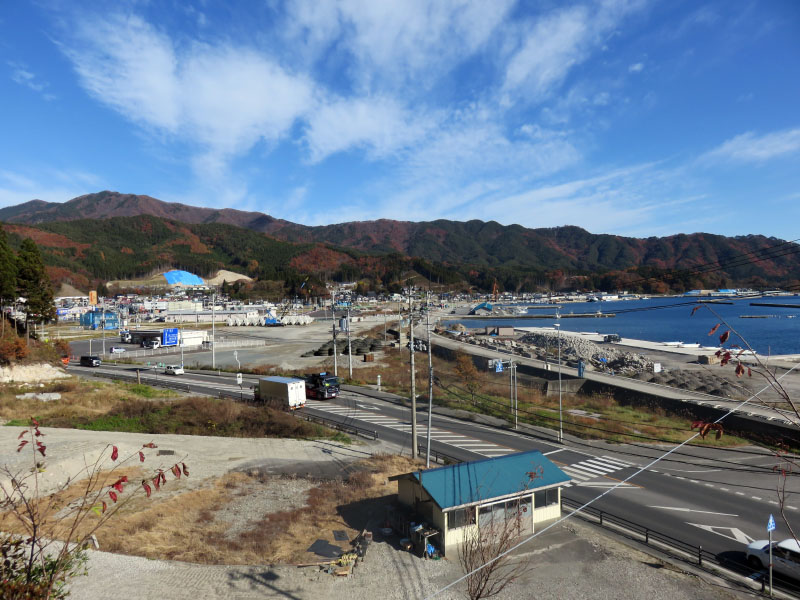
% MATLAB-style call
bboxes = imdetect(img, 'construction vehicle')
[305,372,340,400]
[255,376,306,410]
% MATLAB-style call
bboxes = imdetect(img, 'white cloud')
[60,13,314,172]
[304,96,432,163]
[285,0,514,91]
[701,128,800,164]
[0,168,101,208]
[501,1,644,104]
[628,62,644,72]
[8,61,54,99]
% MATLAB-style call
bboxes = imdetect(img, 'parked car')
[79,356,102,367]
[746,538,800,579]
[165,365,184,376]
[109,346,126,354]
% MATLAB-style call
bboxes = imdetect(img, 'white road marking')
[649,506,738,517]
[543,449,565,456]
[578,482,639,489]
[686,523,755,545]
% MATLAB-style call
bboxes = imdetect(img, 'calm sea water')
[443,296,800,355]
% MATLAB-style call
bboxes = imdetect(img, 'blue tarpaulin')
[163,270,204,286]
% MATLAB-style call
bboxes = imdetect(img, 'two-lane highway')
[70,362,800,591]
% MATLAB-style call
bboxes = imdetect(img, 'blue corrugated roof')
[412,450,570,510]
[469,301,493,314]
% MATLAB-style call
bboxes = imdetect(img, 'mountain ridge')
[1,191,798,295]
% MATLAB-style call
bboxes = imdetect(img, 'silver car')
[746,538,800,580]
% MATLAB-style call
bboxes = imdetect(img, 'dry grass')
[0,379,172,423]
[14,453,426,566]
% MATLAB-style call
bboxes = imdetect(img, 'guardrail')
[417,443,461,465]
[561,497,800,597]
[298,411,378,441]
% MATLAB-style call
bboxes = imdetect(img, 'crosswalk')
[558,455,635,488]
[306,401,638,488]
[306,400,513,457]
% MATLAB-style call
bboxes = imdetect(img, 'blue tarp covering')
[163,270,205,286]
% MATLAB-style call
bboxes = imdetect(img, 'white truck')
[255,376,306,410]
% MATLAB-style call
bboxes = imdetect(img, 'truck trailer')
[256,376,306,410]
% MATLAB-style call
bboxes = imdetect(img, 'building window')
[534,488,559,508]
[448,507,476,530]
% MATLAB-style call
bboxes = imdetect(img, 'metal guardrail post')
[698,545,702,566]
[645,529,649,544]
[599,511,603,526]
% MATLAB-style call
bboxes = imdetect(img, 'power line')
[424,359,800,599]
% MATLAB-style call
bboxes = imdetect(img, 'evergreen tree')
[0,227,18,335]
[16,238,55,342]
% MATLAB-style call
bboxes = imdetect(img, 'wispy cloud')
[628,62,644,73]
[7,61,55,100]
[700,128,800,164]
[60,13,314,175]
[0,168,101,208]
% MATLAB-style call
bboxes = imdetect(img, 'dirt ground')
[1,427,754,599]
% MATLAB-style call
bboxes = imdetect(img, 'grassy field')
[0,378,349,443]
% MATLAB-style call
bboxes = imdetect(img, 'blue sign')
[495,361,503,373]
[767,514,776,532]
[162,328,179,346]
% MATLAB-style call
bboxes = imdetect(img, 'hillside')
[2,192,799,295]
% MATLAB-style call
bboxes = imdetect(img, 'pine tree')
[0,227,18,335]
[16,238,55,342]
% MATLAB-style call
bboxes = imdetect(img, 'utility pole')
[331,290,338,376]
[426,291,433,467]
[347,302,352,379]
[211,292,216,369]
[101,298,106,355]
[555,321,563,443]
[409,290,418,459]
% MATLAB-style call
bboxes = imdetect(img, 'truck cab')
[305,373,340,400]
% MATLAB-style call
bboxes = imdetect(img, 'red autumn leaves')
[692,306,750,379]
[102,442,188,509]
[691,420,724,440]
[16,419,46,456]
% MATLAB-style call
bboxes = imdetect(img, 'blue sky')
[1,1,798,239]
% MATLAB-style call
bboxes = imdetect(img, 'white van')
[142,339,161,349]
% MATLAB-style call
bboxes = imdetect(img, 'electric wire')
[424,359,800,599]
[435,380,797,475]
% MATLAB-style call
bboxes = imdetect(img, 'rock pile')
[518,331,654,375]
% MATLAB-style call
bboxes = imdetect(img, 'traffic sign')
[767,514,776,532]
[236,373,243,385]
[495,361,503,373]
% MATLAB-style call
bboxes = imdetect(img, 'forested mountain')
[1,192,798,297]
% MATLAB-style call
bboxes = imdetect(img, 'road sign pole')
[767,513,776,596]
[769,527,773,597]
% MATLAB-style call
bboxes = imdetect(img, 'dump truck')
[305,372,340,400]
[255,376,306,410]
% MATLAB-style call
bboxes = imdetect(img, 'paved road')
[68,362,800,595]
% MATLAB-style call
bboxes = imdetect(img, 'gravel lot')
[0,427,752,600]
[66,518,747,600]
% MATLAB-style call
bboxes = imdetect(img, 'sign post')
[767,513,776,596]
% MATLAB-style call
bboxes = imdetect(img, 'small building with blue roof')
[390,450,570,556]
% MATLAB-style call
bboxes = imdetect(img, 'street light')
[554,321,563,443]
